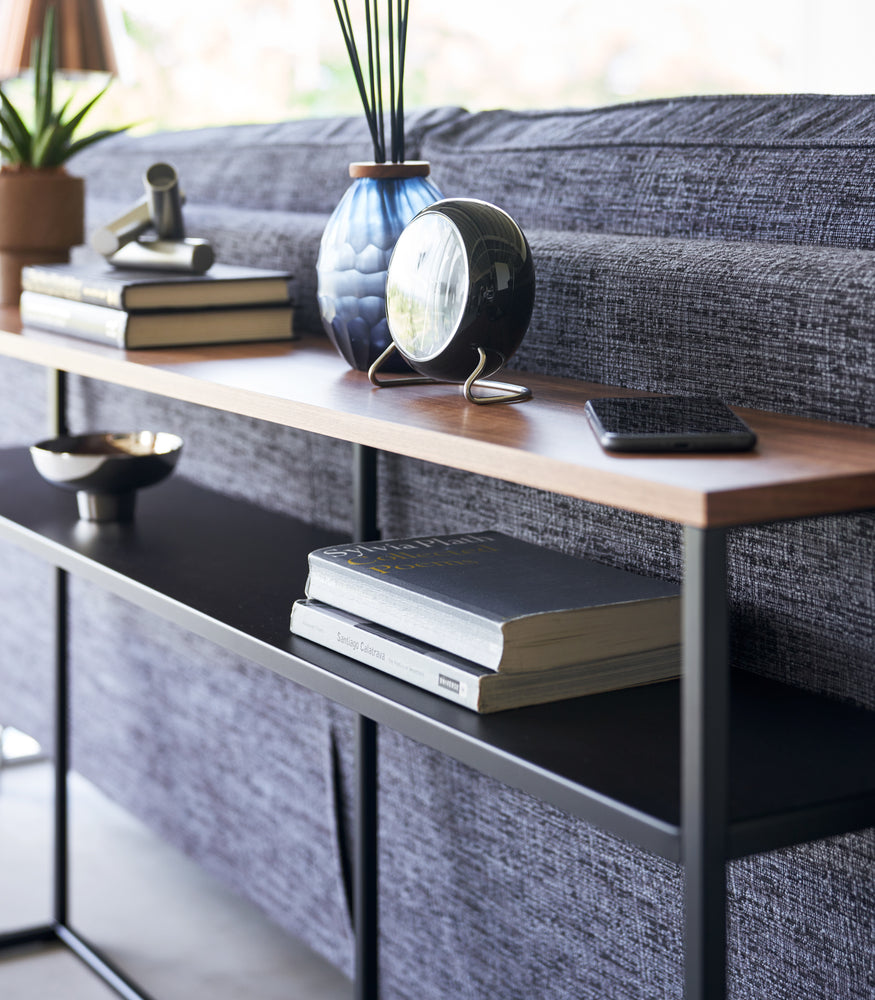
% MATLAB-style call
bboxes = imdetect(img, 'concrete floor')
[0,755,352,1000]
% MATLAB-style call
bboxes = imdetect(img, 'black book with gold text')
[301,531,680,673]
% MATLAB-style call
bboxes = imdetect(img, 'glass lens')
[386,214,468,361]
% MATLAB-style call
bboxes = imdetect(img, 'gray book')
[20,261,292,310]
[291,599,679,713]
[302,531,680,672]
[19,291,294,349]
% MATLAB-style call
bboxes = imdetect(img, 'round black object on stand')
[371,198,536,404]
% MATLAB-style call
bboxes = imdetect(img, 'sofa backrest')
[70,95,875,427]
[72,106,466,214]
[411,95,875,427]
[420,94,875,249]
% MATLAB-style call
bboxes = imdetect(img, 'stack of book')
[291,530,681,713]
[19,261,295,349]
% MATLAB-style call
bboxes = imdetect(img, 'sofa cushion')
[517,230,875,426]
[421,95,875,248]
[69,578,356,976]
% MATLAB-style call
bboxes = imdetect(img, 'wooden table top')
[2,308,874,527]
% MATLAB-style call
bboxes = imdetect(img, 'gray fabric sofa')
[1,94,873,998]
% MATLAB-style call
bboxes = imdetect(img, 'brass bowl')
[30,431,183,522]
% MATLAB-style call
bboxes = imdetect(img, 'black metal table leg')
[53,564,70,927]
[352,443,380,1000]
[56,925,160,1000]
[48,368,71,927]
[353,443,379,545]
[682,526,730,1000]
[46,368,159,999]
[355,714,379,1000]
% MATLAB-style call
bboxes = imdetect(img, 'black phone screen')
[584,395,757,452]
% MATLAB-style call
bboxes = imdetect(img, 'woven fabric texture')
[421,95,875,247]
[517,230,875,425]
[0,356,56,748]
[72,106,465,214]
[1,94,873,998]
[69,580,356,976]
[328,702,875,1000]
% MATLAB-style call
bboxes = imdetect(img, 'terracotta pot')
[0,167,85,305]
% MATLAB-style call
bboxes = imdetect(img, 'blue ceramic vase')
[316,162,443,372]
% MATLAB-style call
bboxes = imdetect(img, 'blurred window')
[26,0,875,132]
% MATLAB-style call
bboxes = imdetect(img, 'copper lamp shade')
[0,0,118,78]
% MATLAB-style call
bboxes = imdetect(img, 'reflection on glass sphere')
[385,213,468,361]
[384,198,536,385]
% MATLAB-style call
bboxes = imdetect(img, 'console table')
[0,307,873,1000]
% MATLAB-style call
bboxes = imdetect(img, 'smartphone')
[584,395,757,453]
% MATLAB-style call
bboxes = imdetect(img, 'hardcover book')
[20,261,292,311]
[291,599,679,713]
[302,531,680,672]
[20,291,294,349]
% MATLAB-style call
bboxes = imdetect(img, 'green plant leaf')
[0,139,21,163]
[60,81,112,135]
[53,94,74,123]
[0,88,32,162]
[30,118,65,168]
[37,6,57,136]
[0,6,126,167]
[0,123,27,161]
[64,125,132,160]
[32,96,80,167]
[31,34,43,132]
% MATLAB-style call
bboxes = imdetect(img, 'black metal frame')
[682,526,729,1000]
[0,370,740,1000]
[352,443,380,1000]
[0,370,161,1000]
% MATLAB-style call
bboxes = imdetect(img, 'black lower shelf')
[0,446,873,862]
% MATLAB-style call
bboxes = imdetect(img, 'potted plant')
[0,6,130,305]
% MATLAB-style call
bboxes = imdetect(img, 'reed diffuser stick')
[332,0,411,162]
[372,1,385,160]
[334,0,380,152]
[397,0,409,162]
